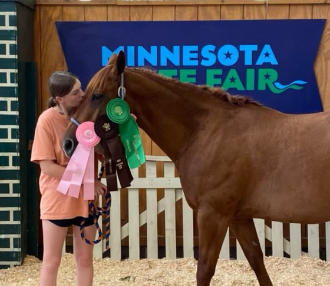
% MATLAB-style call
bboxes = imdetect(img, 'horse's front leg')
[196,207,229,286]
[229,219,273,286]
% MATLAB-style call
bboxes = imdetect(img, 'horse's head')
[62,51,126,157]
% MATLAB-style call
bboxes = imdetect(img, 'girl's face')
[57,79,85,110]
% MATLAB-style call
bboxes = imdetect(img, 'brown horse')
[63,51,330,286]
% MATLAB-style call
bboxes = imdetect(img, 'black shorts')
[49,215,95,228]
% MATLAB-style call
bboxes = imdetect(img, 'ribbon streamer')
[57,121,100,200]
[94,114,133,191]
[119,117,146,169]
[103,136,133,190]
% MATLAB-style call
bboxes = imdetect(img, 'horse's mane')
[129,67,262,107]
[198,85,261,106]
[86,65,261,107]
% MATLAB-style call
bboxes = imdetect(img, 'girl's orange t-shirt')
[31,107,88,220]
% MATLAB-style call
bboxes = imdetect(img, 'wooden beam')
[35,0,330,6]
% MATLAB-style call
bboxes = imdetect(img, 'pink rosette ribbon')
[57,121,100,200]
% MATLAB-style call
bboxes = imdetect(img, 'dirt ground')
[1,253,330,285]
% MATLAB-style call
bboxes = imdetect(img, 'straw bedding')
[1,254,330,285]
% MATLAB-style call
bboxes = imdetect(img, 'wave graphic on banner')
[273,80,307,93]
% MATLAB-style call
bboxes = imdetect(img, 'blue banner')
[56,20,325,114]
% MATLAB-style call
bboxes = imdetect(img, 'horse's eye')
[92,93,103,101]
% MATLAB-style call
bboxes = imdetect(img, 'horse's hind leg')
[229,219,273,286]
[196,209,229,286]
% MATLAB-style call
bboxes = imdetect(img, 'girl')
[31,71,106,286]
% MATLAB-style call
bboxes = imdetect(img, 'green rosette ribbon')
[106,98,146,169]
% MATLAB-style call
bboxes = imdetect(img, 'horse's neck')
[125,70,208,162]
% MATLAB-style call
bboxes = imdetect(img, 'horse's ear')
[116,50,126,75]
[107,53,117,66]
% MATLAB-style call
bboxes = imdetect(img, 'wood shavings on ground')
[1,254,330,285]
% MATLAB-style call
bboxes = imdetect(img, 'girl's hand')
[131,113,137,120]
[94,180,107,196]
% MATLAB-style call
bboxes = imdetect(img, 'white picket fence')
[65,155,330,261]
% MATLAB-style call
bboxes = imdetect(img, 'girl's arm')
[39,160,65,180]
[40,159,107,195]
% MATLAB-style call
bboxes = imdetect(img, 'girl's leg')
[40,220,68,286]
[72,224,95,286]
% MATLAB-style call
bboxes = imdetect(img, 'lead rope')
[80,162,112,249]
